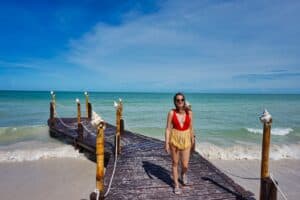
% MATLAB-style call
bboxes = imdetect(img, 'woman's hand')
[191,135,196,153]
[164,143,170,154]
[191,135,195,145]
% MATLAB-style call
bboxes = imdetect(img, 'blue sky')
[0,0,299,93]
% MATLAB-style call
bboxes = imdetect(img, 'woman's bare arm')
[189,110,195,143]
[165,110,173,153]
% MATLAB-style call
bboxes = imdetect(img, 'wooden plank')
[48,117,255,200]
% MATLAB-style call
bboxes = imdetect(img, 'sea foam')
[0,146,85,162]
[198,142,300,160]
[246,127,293,136]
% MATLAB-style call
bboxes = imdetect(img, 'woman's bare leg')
[180,147,191,176]
[170,144,180,187]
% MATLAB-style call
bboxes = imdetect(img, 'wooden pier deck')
[48,117,255,200]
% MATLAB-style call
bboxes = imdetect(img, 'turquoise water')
[0,91,300,160]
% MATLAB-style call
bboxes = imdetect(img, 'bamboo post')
[49,101,56,137]
[117,101,121,154]
[96,121,105,200]
[50,91,56,117]
[259,109,276,200]
[50,102,55,127]
[85,92,89,119]
[114,100,121,154]
[76,98,83,139]
[76,98,81,124]
[119,98,124,134]
[49,91,56,137]
[88,102,92,120]
[120,118,124,135]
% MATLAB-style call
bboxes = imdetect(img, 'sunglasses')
[176,98,185,102]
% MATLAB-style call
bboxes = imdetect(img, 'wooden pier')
[47,93,255,200]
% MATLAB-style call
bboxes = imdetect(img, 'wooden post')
[119,99,124,134]
[78,123,84,140]
[261,177,277,200]
[50,102,55,127]
[49,91,56,137]
[120,118,124,135]
[50,91,56,117]
[85,92,89,119]
[76,99,83,139]
[261,121,272,179]
[116,104,121,155]
[96,121,105,200]
[77,98,81,124]
[259,109,276,200]
[115,99,122,154]
[88,102,92,120]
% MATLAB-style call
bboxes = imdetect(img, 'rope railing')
[81,122,115,139]
[55,109,97,134]
[55,111,78,130]
[82,123,96,135]
[270,173,288,200]
[91,99,122,199]
[50,91,123,200]
[103,99,123,198]
[104,133,119,197]
[56,106,115,139]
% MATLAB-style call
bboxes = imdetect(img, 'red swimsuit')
[172,109,191,131]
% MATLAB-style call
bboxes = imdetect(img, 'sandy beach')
[0,158,96,200]
[0,157,299,200]
[211,159,300,200]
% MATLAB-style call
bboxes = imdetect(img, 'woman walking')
[165,92,195,194]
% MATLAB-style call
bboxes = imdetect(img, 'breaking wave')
[198,142,300,160]
[0,145,85,162]
[245,127,293,136]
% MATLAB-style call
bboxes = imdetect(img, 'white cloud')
[66,0,300,91]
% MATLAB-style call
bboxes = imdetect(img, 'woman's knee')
[182,164,189,171]
[172,160,179,166]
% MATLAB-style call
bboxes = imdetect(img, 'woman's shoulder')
[167,110,175,121]
[168,109,176,116]
[169,109,175,114]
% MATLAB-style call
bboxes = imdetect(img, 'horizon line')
[1,89,300,95]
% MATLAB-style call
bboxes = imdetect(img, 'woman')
[165,92,195,194]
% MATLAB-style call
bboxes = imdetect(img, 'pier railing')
[48,91,288,200]
[49,91,123,200]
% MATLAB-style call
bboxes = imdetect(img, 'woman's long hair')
[173,92,187,111]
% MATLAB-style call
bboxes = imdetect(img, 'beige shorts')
[169,128,191,150]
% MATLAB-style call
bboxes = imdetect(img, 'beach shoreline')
[0,157,299,200]
[211,159,300,200]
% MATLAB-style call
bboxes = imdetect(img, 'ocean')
[0,91,300,162]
